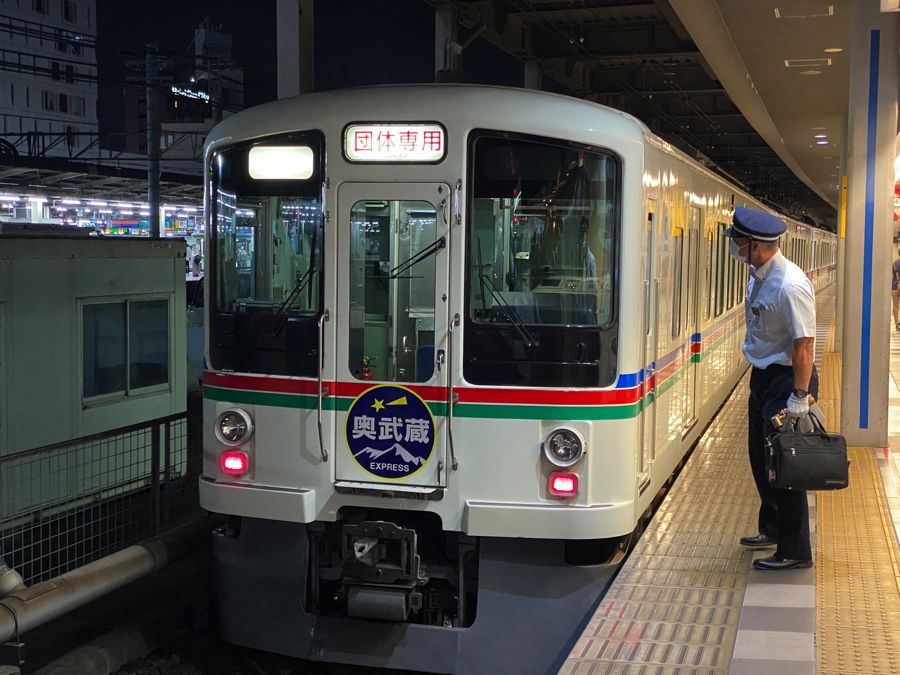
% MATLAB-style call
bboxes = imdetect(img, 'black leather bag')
[766,415,849,491]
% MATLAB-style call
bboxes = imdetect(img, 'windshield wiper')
[479,272,538,349]
[272,266,316,336]
[389,236,445,279]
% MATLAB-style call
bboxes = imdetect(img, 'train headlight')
[542,428,586,467]
[215,409,254,446]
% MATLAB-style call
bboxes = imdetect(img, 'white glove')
[786,392,810,418]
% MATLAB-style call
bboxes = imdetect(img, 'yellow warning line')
[817,332,900,674]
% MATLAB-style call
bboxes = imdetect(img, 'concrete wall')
[0,236,186,456]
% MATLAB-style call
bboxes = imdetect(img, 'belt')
[752,363,793,373]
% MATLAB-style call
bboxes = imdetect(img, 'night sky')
[95,0,570,140]
[96,0,277,136]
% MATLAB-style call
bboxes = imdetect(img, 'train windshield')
[208,132,324,376]
[465,133,619,387]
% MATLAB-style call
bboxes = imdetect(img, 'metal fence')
[0,398,203,585]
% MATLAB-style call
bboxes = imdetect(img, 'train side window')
[716,223,726,316]
[687,207,700,329]
[671,230,684,338]
[705,231,715,320]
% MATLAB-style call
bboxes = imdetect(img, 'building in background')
[120,18,244,160]
[0,0,98,157]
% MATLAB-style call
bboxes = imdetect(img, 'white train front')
[199,85,836,674]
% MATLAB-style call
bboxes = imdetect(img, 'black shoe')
[752,555,813,571]
[739,533,777,549]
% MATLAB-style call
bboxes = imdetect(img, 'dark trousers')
[748,363,819,560]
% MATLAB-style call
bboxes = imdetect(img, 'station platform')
[561,283,900,675]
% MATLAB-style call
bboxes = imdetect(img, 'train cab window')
[208,131,324,376]
[464,132,620,387]
[347,200,437,383]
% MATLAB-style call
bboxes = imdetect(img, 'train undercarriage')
[212,509,620,674]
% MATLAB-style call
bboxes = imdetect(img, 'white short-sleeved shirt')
[742,250,816,369]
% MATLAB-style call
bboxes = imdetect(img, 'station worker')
[726,205,818,571]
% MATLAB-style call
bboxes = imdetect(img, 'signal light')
[548,472,578,497]
[221,450,249,476]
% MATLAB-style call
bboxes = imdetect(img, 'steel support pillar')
[277,0,314,98]
[840,0,898,445]
[524,60,541,90]
[835,116,848,352]
[435,4,457,80]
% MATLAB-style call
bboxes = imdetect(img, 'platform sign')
[343,123,445,163]
[345,384,436,479]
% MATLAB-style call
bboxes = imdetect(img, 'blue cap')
[725,206,785,242]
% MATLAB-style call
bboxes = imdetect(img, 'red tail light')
[548,472,578,497]
[221,450,249,476]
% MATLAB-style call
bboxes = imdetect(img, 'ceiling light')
[812,126,827,130]
[815,134,827,138]
[785,58,832,68]
[774,4,834,19]
[800,70,822,75]
[824,47,843,53]
[816,141,829,145]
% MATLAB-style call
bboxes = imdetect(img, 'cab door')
[334,183,451,489]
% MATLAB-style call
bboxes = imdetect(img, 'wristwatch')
[792,388,809,398]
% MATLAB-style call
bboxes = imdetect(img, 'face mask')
[729,239,748,264]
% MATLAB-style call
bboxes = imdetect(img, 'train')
[198,84,836,674]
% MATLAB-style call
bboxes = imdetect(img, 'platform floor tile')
[560,380,756,675]
[560,284,836,675]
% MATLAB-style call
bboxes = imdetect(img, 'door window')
[348,200,439,383]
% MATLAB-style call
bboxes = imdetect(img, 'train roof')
[205,83,648,150]
[204,83,834,235]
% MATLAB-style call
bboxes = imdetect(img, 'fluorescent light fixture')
[824,47,843,53]
[816,141,829,145]
[815,134,827,138]
[248,146,314,180]
[62,198,80,205]
[800,70,822,76]
[89,200,108,206]
[774,4,834,19]
[784,58,831,68]
[0,195,19,202]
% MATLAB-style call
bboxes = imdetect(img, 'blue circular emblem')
[345,385,436,480]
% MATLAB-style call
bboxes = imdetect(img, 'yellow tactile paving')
[817,346,900,675]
